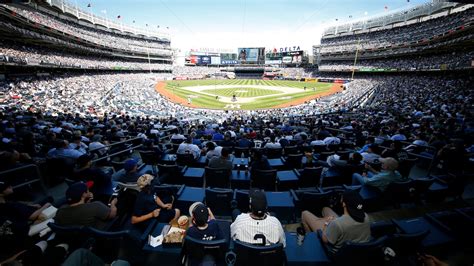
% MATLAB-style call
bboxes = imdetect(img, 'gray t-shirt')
[55,201,110,230]
[208,157,233,170]
[325,214,371,253]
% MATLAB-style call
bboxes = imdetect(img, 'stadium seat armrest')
[290,189,299,202]
[176,185,185,196]
[292,168,301,177]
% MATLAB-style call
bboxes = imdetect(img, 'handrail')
[91,144,143,163]
[0,163,48,192]
[89,136,143,153]
[325,127,438,151]
[0,163,42,177]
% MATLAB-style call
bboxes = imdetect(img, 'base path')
[155,81,343,110]
[155,82,199,108]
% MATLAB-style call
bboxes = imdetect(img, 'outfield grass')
[201,88,282,98]
[164,79,333,110]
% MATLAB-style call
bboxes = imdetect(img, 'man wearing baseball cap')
[301,190,370,254]
[186,203,222,241]
[55,182,117,230]
[230,190,286,247]
[112,158,142,183]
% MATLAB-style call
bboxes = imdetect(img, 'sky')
[75,0,432,54]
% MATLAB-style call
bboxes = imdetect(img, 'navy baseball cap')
[66,182,90,203]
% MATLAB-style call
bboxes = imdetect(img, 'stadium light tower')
[351,38,361,80]
[145,24,152,74]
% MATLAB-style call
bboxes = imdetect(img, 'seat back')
[296,190,332,217]
[283,146,299,155]
[183,236,228,265]
[205,188,234,216]
[398,158,417,178]
[157,164,182,184]
[234,189,250,213]
[265,148,282,159]
[298,167,322,188]
[205,167,231,188]
[139,151,160,165]
[333,236,387,266]
[234,240,285,266]
[386,179,416,206]
[47,222,89,249]
[176,153,195,166]
[251,169,277,191]
[389,229,429,257]
[284,154,303,169]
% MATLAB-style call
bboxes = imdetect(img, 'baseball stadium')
[0,0,473,265]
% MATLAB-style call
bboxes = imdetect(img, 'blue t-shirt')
[133,191,176,230]
[186,220,222,241]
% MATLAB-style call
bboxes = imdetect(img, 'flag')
[87,3,91,7]
[117,15,121,19]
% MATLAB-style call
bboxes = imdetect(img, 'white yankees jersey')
[230,213,286,247]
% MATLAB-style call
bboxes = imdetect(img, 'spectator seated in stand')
[301,190,371,255]
[231,190,286,247]
[208,148,233,170]
[352,157,405,192]
[186,202,222,241]
[112,158,143,184]
[131,174,180,231]
[55,182,118,230]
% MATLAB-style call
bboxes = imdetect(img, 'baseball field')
[155,79,341,110]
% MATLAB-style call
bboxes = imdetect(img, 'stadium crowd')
[0,70,471,265]
[2,5,171,56]
[0,43,172,71]
[172,66,222,79]
[319,50,474,71]
[320,7,473,54]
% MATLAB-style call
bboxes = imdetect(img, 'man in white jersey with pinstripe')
[230,190,286,247]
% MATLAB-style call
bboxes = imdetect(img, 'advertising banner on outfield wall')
[198,56,211,65]
[265,60,282,65]
[282,57,292,63]
[211,56,221,65]
[221,60,238,65]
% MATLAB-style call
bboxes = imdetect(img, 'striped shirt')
[230,213,286,247]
